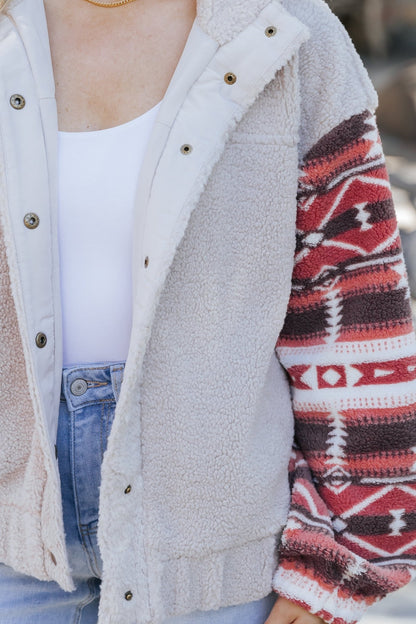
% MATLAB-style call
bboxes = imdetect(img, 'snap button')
[144,255,149,268]
[124,590,133,601]
[265,25,277,37]
[49,551,57,566]
[23,213,40,229]
[124,485,132,494]
[180,144,192,155]
[35,332,47,348]
[70,378,88,396]
[10,94,25,110]
[224,72,237,85]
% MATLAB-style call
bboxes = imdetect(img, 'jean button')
[70,378,88,396]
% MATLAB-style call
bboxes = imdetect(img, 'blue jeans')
[0,362,278,623]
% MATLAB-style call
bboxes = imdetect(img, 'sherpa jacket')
[0,0,416,623]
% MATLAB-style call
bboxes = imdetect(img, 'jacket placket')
[97,3,309,622]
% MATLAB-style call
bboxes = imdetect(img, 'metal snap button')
[180,144,192,155]
[10,94,26,110]
[265,26,277,37]
[144,255,149,268]
[70,379,88,396]
[35,332,47,348]
[124,485,132,494]
[23,213,40,229]
[224,72,237,85]
[124,590,133,601]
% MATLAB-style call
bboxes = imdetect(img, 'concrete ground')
[361,578,416,623]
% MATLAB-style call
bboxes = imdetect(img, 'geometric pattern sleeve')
[273,110,416,624]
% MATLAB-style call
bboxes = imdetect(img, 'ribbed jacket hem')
[0,498,74,592]
[98,533,280,624]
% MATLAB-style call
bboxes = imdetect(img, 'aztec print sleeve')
[273,110,416,624]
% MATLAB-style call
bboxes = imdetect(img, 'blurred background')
[326,2,416,622]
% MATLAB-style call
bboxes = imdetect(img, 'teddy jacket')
[0,0,416,623]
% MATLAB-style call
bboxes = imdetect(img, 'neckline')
[58,100,162,137]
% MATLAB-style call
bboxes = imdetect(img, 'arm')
[273,109,416,624]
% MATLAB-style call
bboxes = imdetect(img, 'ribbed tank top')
[57,101,162,367]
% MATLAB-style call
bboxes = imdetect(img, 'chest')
[43,0,196,131]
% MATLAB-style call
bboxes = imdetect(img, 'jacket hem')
[0,486,74,592]
[97,532,281,624]
[147,533,280,624]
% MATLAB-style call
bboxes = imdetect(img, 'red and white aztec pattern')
[273,110,416,624]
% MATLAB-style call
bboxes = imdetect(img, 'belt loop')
[110,364,125,403]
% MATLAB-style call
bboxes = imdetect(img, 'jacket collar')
[197,0,278,44]
[2,0,310,105]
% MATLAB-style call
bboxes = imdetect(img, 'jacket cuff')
[272,561,377,624]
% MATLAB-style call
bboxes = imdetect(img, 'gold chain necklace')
[82,0,138,7]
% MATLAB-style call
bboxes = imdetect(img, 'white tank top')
[57,101,162,367]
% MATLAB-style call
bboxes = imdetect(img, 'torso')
[43,0,197,131]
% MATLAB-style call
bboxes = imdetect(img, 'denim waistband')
[60,361,126,411]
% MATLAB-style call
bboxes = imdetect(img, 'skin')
[43,1,328,621]
[266,597,325,624]
[43,0,197,131]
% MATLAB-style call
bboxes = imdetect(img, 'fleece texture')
[274,110,416,623]
[0,0,415,624]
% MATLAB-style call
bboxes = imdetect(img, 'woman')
[0,0,415,622]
